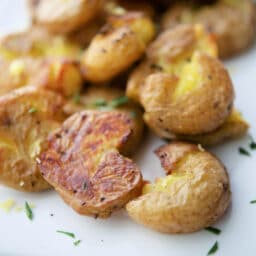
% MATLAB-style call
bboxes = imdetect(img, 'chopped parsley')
[109,96,129,107]
[73,92,81,104]
[250,141,256,150]
[238,147,250,156]
[207,241,218,255]
[56,230,75,239]
[73,240,81,246]
[250,200,256,204]
[93,99,107,107]
[28,107,38,114]
[205,227,221,235]
[25,201,33,220]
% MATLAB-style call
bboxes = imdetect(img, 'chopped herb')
[239,147,250,156]
[56,230,75,239]
[205,227,221,235]
[250,141,256,150]
[93,99,107,107]
[25,201,33,220]
[98,105,114,111]
[207,241,218,255]
[73,240,81,246]
[109,96,129,108]
[73,92,81,104]
[250,200,256,204]
[83,181,87,190]
[28,107,38,114]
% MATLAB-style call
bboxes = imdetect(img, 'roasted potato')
[175,109,249,146]
[28,0,103,34]
[39,111,143,218]
[63,86,144,151]
[126,142,231,233]
[0,27,81,60]
[126,24,217,102]
[127,25,234,136]
[161,0,256,58]
[0,57,83,97]
[81,12,156,83]
[0,86,66,192]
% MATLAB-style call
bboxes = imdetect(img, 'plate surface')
[0,1,256,256]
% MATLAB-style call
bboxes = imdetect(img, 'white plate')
[0,1,256,256]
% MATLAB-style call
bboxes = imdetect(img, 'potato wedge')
[81,12,156,83]
[161,0,256,58]
[28,0,103,34]
[126,142,231,233]
[0,86,66,192]
[39,111,143,218]
[0,57,82,97]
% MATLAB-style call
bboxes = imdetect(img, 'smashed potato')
[126,24,217,102]
[81,12,155,83]
[0,57,82,97]
[161,0,256,58]
[39,111,143,218]
[127,25,234,135]
[0,27,81,60]
[0,86,66,192]
[64,86,144,151]
[176,109,249,146]
[126,142,231,233]
[28,0,103,34]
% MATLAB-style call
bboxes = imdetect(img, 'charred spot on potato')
[39,111,143,218]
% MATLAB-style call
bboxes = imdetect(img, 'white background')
[0,1,256,255]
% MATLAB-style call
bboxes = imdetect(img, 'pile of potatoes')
[0,0,255,233]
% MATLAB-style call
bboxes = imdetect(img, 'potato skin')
[126,142,231,233]
[64,86,144,155]
[39,111,143,218]
[175,109,249,146]
[161,0,256,58]
[0,86,66,192]
[141,53,234,135]
[81,12,155,83]
[28,0,103,34]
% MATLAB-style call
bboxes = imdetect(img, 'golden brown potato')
[39,111,143,218]
[126,142,231,233]
[0,27,81,60]
[0,86,66,192]
[127,25,234,136]
[63,86,144,153]
[176,109,249,146]
[0,57,83,97]
[126,24,217,103]
[81,12,156,83]
[28,0,103,34]
[161,0,256,58]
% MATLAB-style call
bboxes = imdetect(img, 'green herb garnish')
[56,230,75,239]
[73,240,81,246]
[73,92,81,104]
[207,241,218,255]
[239,147,250,156]
[250,141,256,150]
[205,227,221,235]
[250,200,256,204]
[93,99,107,107]
[28,107,38,114]
[130,111,137,118]
[25,201,33,220]
[109,96,129,107]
